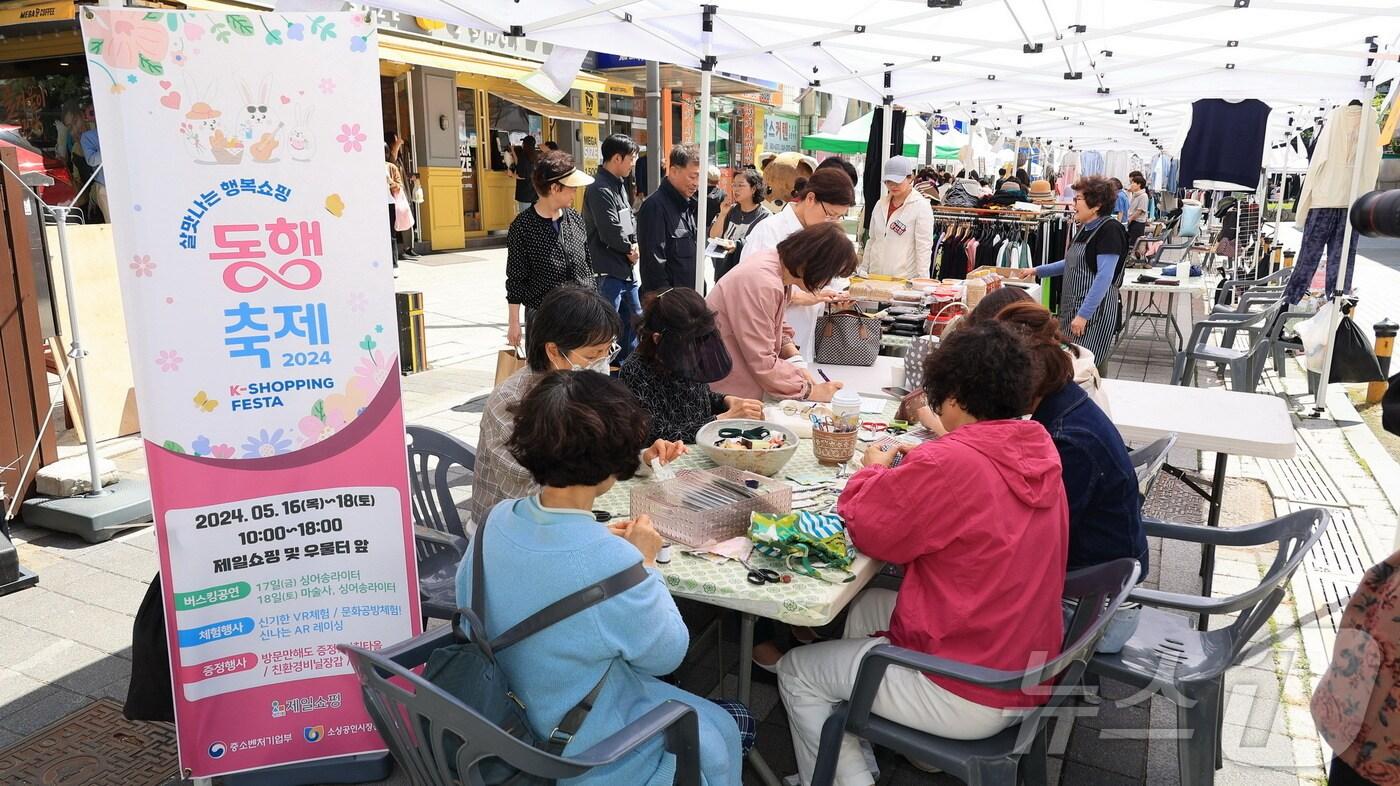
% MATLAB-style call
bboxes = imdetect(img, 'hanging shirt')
[1079,151,1105,177]
[1178,99,1272,191]
[1294,103,1382,228]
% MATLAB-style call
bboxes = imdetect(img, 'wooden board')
[44,223,140,441]
[0,148,58,505]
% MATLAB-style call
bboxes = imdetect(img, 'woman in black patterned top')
[621,287,764,443]
[505,150,597,348]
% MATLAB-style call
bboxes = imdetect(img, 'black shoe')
[402,250,421,259]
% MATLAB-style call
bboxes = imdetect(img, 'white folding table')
[1103,379,1296,626]
[1116,269,1211,354]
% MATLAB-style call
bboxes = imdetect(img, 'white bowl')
[695,419,800,477]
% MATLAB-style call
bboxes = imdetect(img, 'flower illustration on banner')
[110,84,125,95]
[184,22,204,41]
[336,123,365,152]
[85,11,170,74]
[354,348,391,390]
[155,349,183,372]
[287,23,306,41]
[210,443,236,459]
[318,78,335,95]
[298,394,355,446]
[191,435,211,456]
[129,254,156,277]
[242,428,292,458]
[126,74,138,84]
[348,292,368,312]
[349,36,367,53]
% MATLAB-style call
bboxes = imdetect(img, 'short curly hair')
[507,371,652,488]
[777,222,859,292]
[1074,175,1117,216]
[922,321,1033,421]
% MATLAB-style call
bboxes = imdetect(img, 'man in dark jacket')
[584,133,642,360]
[636,144,700,294]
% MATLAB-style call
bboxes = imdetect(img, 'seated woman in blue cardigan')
[455,370,752,785]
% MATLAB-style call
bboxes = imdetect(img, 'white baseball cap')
[881,156,916,183]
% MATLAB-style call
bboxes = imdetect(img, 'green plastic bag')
[749,511,855,582]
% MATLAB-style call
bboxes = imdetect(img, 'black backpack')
[422,525,647,783]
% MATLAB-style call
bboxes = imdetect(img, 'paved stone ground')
[3,241,1398,785]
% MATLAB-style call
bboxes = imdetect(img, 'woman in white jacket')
[861,156,934,280]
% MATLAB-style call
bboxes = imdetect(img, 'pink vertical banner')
[82,8,419,779]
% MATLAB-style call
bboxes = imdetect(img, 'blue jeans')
[598,275,641,361]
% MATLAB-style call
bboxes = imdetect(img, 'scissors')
[739,555,784,585]
[718,425,771,440]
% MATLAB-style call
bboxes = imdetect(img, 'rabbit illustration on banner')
[180,77,229,165]
[289,103,316,162]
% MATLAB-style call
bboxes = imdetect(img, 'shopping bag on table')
[749,511,855,581]
[813,309,881,366]
[494,344,526,386]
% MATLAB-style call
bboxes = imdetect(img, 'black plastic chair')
[339,629,702,786]
[1128,433,1178,502]
[1087,509,1330,786]
[809,558,1141,786]
[406,425,477,621]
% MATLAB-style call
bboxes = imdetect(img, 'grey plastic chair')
[1087,508,1331,786]
[1169,298,1284,393]
[809,558,1141,786]
[339,629,702,786]
[1128,433,1178,501]
[1213,267,1291,307]
[406,425,476,621]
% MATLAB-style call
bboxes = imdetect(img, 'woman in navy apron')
[1016,176,1130,367]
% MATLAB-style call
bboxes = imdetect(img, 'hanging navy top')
[1178,99,1272,191]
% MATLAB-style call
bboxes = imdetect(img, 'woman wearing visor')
[621,287,764,444]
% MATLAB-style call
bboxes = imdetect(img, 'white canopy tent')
[368,0,1400,413]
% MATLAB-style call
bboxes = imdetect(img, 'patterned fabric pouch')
[749,511,855,582]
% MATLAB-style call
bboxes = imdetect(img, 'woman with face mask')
[708,222,859,402]
[621,287,764,444]
[471,286,687,529]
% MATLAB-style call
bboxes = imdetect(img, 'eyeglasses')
[1072,195,1086,203]
[820,203,847,221]
[568,341,622,365]
[246,105,267,114]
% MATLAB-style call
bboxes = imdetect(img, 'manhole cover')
[0,699,178,785]
[1143,471,1207,525]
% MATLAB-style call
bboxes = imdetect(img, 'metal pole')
[1315,87,1375,413]
[51,207,106,496]
[694,4,715,292]
[646,61,662,196]
[1273,161,1286,273]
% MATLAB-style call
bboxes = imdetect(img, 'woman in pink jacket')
[706,222,856,402]
[778,321,1070,786]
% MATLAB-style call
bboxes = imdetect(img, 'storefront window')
[487,93,542,172]
[0,57,98,217]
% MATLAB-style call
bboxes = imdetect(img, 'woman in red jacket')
[777,321,1070,786]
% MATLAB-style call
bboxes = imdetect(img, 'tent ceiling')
[369,0,1400,151]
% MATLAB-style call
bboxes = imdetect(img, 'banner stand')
[219,751,391,786]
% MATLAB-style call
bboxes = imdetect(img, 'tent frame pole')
[1314,85,1375,414]
[694,4,715,293]
[646,61,661,195]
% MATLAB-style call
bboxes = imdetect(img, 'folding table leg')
[737,613,781,786]
[1197,453,1229,631]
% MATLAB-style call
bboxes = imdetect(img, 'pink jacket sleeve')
[730,280,807,399]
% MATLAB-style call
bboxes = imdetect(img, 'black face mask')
[660,329,733,383]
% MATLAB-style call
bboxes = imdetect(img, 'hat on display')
[186,102,221,120]
[881,156,916,183]
[1028,179,1055,203]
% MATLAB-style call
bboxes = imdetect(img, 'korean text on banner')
[81,8,419,779]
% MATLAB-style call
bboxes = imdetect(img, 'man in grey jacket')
[584,133,642,360]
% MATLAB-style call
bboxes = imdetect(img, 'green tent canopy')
[802,110,922,156]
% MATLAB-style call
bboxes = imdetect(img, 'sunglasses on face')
[247,105,267,114]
